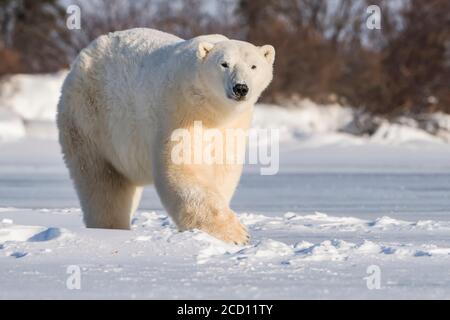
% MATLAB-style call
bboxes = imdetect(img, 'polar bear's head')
[196,40,275,108]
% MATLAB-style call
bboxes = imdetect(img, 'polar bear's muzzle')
[228,83,249,101]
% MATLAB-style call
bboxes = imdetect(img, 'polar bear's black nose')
[233,84,249,97]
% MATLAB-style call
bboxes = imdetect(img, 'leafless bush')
[0,0,70,73]
[0,0,448,115]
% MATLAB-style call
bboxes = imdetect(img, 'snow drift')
[1,208,450,299]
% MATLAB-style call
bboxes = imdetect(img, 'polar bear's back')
[104,28,183,54]
[73,28,182,76]
[61,27,184,121]
[58,29,184,183]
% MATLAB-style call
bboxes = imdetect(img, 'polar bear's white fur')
[57,28,275,244]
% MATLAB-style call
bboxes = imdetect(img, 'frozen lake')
[2,169,450,221]
[1,139,449,220]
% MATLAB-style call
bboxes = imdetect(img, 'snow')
[0,72,65,142]
[0,109,26,142]
[1,72,450,299]
[371,122,443,144]
[1,205,450,298]
[0,71,67,122]
[253,102,354,141]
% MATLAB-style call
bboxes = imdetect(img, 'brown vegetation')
[0,0,448,114]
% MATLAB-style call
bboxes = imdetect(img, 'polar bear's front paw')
[205,210,249,246]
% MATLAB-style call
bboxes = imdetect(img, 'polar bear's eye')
[221,62,229,68]
[251,65,257,70]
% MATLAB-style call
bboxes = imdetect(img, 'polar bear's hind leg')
[78,161,141,229]
[59,120,141,230]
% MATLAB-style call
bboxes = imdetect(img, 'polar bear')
[57,28,275,244]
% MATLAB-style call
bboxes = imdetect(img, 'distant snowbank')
[0,109,26,143]
[254,101,354,135]
[371,122,443,144]
[0,71,66,121]
[254,102,447,146]
[253,102,354,145]
[1,71,449,146]
[0,71,66,142]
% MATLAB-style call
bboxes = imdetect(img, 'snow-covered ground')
[1,73,450,299]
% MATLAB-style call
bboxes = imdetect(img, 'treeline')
[0,0,449,114]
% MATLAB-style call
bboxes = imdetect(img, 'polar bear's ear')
[197,42,214,60]
[260,45,275,65]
